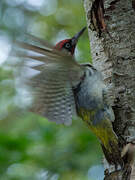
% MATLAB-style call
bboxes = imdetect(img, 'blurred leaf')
[0,0,103,179]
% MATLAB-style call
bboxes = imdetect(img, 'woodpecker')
[15,27,123,167]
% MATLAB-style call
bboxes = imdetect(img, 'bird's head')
[55,27,86,55]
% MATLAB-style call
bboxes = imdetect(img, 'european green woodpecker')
[14,27,123,167]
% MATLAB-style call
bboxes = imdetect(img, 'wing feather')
[13,34,84,125]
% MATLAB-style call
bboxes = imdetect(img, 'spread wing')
[13,35,85,125]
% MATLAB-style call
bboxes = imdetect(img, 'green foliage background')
[0,0,104,179]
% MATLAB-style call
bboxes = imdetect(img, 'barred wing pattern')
[14,35,84,125]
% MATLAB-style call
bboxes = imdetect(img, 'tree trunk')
[83,0,135,179]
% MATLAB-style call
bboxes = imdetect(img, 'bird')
[13,27,123,167]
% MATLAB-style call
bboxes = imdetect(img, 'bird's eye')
[65,43,71,48]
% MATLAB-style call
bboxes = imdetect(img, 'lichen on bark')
[83,0,135,179]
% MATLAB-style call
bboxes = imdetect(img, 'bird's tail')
[78,107,123,167]
[100,129,122,167]
[91,123,123,167]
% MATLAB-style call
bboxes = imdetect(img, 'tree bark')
[83,0,135,179]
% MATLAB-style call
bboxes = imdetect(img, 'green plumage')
[77,107,122,166]
[73,66,123,166]
[13,31,123,167]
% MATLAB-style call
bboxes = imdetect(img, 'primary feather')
[14,35,84,125]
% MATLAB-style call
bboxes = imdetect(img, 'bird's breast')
[73,68,105,111]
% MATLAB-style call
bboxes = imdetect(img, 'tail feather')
[94,125,123,167]
[85,113,123,167]
[101,139,123,167]
[87,123,123,167]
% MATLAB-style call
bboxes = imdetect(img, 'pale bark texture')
[83,0,135,179]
